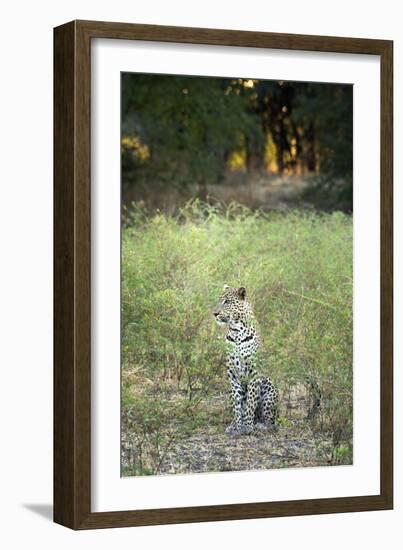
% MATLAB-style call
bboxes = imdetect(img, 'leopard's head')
[213,285,250,326]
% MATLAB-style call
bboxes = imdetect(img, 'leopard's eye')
[222,299,228,306]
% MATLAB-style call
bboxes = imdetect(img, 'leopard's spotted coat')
[214,285,278,436]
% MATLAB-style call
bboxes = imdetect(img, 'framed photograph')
[54,20,393,529]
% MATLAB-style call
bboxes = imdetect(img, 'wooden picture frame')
[54,20,393,529]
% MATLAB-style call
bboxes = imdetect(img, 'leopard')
[213,285,278,436]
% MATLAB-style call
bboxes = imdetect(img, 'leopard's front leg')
[243,378,261,433]
[226,369,246,435]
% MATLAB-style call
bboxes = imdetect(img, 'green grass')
[121,200,353,475]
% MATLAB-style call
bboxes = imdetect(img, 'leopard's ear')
[223,284,230,290]
[238,287,246,299]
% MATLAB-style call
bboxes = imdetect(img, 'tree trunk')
[245,135,264,173]
[306,122,316,172]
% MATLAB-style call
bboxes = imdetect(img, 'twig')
[284,289,338,311]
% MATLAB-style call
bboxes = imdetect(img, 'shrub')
[121,200,353,473]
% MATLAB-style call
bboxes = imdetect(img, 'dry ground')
[121,386,337,476]
[156,422,334,475]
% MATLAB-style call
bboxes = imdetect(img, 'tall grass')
[121,201,353,475]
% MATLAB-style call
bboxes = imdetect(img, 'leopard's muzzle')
[214,311,229,325]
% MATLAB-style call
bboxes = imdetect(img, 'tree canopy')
[122,73,353,208]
